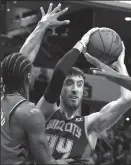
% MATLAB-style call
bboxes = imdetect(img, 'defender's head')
[60,67,85,111]
[2,53,34,96]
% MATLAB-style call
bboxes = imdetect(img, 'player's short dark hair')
[67,67,85,81]
[2,52,32,94]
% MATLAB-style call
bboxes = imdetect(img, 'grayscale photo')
[1,1,131,165]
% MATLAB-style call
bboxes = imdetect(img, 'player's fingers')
[118,41,125,62]
[84,52,102,68]
[88,27,99,35]
[82,46,87,54]
[57,20,70,26]
[90,67,99,71]
[51,3,61,14]
[56,7,69,17]
[92,69,107,76]
[40,7,45,16]
[84,52,96,65]
[90,27,99,32]
[121,41,125,57]
[111,62,117,70]
[83,27,99,40]
[121,41,125,51]
[66,158,75,163]
[100,27,111,31]
[47,3,53,14]
[90,67,101,73]
[100,27,109,29]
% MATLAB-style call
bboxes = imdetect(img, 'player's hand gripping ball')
[86,27,122,65]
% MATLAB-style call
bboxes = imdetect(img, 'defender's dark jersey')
[1,94,34,165]
[45,110,95,164]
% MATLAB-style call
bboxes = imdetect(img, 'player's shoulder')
[13,101,38,122]
[18,101,35,113]
[46,109,62,122]
[13,101,46,132]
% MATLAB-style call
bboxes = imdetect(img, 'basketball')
[87,28,122,65]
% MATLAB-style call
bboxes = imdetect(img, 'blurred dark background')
[1,1,131,69]
[0,1,131,164]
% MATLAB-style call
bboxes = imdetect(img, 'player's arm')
[19,13,48,63]
[94,67,131,91]
[84,42,131,149]
[36,28,99,120]
[36,46,83,119]
[16,106,57,164]
[85,96,131,148]
[85,88,131,150]
[85,63,131,150]
[16,105,74,165]
[19,3,69,63]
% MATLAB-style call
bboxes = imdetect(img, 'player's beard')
[63,97,81,111]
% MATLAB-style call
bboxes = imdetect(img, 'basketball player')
[84,42,131,91]
[19,3,70,63]
[37,29,131,164]
[1,3,74,165]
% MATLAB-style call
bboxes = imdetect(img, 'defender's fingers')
[84,52,102,68]
[66,158,75,163]
[51,3,61,14]
[56,7,69,17]
[57,20,70,26]
[40,7,45,16]
[92,69,107,76]
[47,3,53,14]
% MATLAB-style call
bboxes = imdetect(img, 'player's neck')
[64,110,80,120]
[60,103,80,120]
[4,84,29,100]
[24,85,29,100]
[11,87,29,100]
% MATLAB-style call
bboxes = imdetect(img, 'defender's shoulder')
[13,101,37,121]
[14,101,46,131]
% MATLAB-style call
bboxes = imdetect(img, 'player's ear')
[27,72,32,84]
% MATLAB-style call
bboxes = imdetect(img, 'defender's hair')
[67,67,85,81]
[2,52,32,95]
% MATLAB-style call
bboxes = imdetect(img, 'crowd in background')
[93,120,131,165]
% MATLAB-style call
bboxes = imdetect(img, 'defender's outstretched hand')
[83,42,131,91]
[84,51,118,77]
[83,41,125,76]
[20,3,70,63]
[40,3,70,28]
